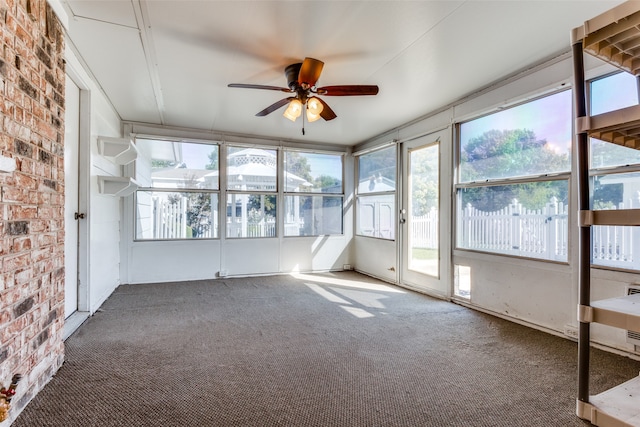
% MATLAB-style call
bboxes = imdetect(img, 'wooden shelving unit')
[572,2,640,426]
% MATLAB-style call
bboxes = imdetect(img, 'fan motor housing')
[285,63,302,90]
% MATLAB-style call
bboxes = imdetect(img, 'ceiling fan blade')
[315,98,337,121]
[255,97,295,117]
[228,83,291,93]
[298,57,324,87]
[316,85,379,96]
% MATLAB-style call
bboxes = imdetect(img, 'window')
[356,145,396,240]
[135,138,219,240]
[589,72,640,270]
[283,151,343,236]
[226,146,277,238]
[455,90,572,261]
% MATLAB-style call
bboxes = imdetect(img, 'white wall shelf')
[98,176,139,197]
[98,136,138,165]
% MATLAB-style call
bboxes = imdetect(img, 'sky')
[459,90,573,156]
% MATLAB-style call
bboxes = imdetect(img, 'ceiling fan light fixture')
[306,97,324,122]
[283,99,302,121]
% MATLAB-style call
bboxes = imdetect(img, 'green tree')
[248,195,276,218]
[205,149,218,170]
[410,145,438,216]
[314,174,341,192]
[359,146,396,181]
[460,129,569,210]
[285,152,313,183]
[152,159,176,168]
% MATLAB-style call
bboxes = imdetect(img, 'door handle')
[74,212,86,220]
[399,218,406,224]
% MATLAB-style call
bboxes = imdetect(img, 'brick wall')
[0,0,65,421]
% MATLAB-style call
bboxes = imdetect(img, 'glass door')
[400,129,450,296]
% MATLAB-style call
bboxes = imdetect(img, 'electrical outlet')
[564,325,578,339]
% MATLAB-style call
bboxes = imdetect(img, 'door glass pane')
[409,144,438,277]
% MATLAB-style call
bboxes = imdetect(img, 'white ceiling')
[62,0,624,147]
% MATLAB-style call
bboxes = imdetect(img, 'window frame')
[225,144,279,239]
[587,71,640,272]
[133,137,220,241]
[282,148,345,237]
[453,89,573,262]
[355,144,397,241]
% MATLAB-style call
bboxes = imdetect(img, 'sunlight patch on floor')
[341,306,375,318]
[291,272,405,293]
[305,283,352,305]
[304,279,395,318]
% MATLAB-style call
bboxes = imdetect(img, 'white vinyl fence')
[153,194,637,268]
[591,200,639,268]
[454,197,637,267]
[411,207,438,249]
[458,197,568,261]
[152,195,213,239]
[227,218,276,238]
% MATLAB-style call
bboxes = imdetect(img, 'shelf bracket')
[578,304,593,323]
[578,210,594,227]
[575,116,590,134]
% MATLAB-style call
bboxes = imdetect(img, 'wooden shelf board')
[573,1,640,75]
[580,209,640,226]
[592,293,640,334]
[579,105,640,151]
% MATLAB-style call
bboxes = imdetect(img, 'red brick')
[29,219,48,233]
[4,252,31,270]
[1,0,66,415]
[31,247,51,262]
[1,186,30,203]
[12,236,32,252]
[35,232,55,248]
[15,172,37,189]
[8,204,37,220]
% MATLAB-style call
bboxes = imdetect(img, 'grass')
[411,247,438,260]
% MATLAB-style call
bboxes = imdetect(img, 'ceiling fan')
[228,57,378,127]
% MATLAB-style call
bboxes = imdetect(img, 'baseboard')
[63,311,90,341]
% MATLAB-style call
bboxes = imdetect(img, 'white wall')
[355,52,640,355]
[120,124,354,283]
[65,45,124,314]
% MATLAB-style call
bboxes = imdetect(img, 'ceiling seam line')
[367,1,468,80]
[70,14,139,31]
[133,0,166,125]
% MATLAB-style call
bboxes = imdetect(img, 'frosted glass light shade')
[306,97,324,122]
[283,99,303,121]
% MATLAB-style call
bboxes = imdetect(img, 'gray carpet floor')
[12,271,640,426]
